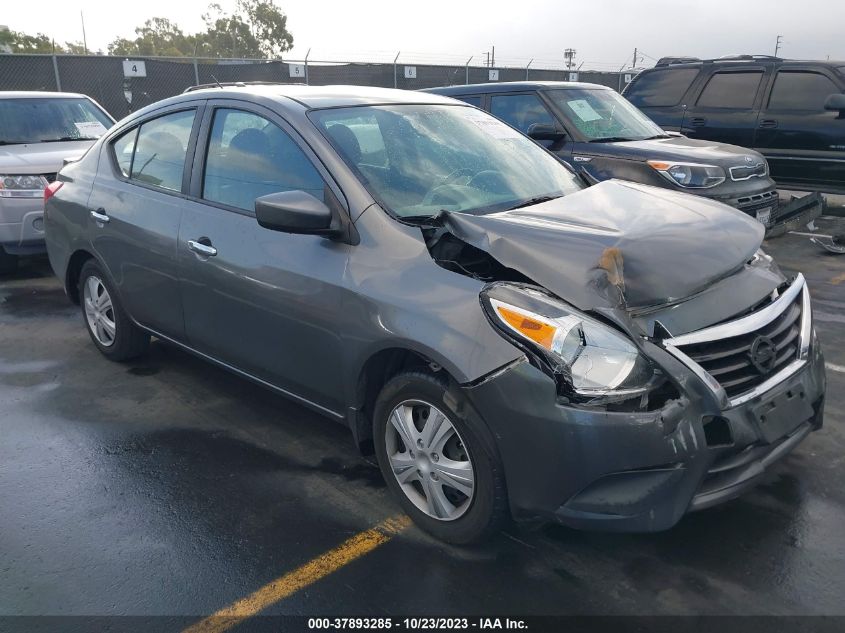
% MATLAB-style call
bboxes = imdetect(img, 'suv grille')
[730,163,767,181]
[673,292,802,399]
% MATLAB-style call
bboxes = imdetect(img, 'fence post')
[525,59,533,81]
[305,48,311,85]
[393,51,400,89]
[465,56,472,85]
[193,57,200,86]
[52,55,61,91]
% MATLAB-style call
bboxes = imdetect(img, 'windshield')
[310,104,582,218]
[545,88,666,142]
[0,97,113,145]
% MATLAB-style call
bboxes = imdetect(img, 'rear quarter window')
[625,68,699,107]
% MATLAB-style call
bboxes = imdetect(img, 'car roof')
[422,81,611,95]
[648,57,845,71]
[0,91,93,99]
[180,84,459,109]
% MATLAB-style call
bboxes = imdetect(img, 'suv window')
[696,71,763,108]
[456,95,482,107]
[625,68,699,107]
[768,71,840,110]
[489,94,555,134]
[128,110,195,192]
[203,108,325,212]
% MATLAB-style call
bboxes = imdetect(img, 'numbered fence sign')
[624,73,633,83]
[289,64,306,78]
[569,72,579,82]
[122,60,147,78]
[488,69,499,81]
[404,66,417,79]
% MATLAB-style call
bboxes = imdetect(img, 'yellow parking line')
[182,515,411,633]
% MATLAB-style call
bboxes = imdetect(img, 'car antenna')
[210,75,223,89]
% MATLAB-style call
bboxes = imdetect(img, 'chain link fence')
[0,54,635,119]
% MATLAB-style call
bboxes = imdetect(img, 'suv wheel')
[78,260,149,361]
[0,249,17,275]
[373,371,508,544]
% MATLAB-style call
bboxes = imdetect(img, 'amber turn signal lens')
[495,305,556,350]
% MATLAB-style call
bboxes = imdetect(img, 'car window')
[696,71,763,108]
[129,110,195,192]
[625,68,699,107]
[545,88,664,141]
[768,71,840,110]
[325,113,388,168]
[489,94,556,134]
[456,95,482,107]
[0,97,113,145]
[112,128,138,177]
[203,108,326,212]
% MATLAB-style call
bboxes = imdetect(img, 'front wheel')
[78,259,149,361]
[373,371,509,544]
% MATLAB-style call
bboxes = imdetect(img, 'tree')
[108,18,197,57]
[0,29,60,54]
[199,1,293,58]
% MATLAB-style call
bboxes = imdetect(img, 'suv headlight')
[482,284,661,403]
[0,174,49,198]
[647,161,725,188]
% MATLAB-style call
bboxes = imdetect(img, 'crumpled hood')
[0,140,93,173]
[441,179,764,311]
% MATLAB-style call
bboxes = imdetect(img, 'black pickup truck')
[623,55,845,195]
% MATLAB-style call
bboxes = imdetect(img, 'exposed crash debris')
[765,192,824,238]
[810,233,845,254]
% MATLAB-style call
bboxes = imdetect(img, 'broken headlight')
[647,161,725,189]
[481,284,659,404]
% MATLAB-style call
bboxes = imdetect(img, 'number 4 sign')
[122,60,147,78]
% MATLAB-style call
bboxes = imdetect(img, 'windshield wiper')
[38,136,98,143]
[504,195,562,211]
[642,134,673,140]
[588,136,636,143]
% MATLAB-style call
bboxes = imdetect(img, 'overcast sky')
[7,0,845,69]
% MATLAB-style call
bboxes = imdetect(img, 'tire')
[78,259,149,361]
[0,249,18,275]
[373,370,509,544]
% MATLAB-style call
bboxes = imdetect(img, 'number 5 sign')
[289,64,306,78]
[122,60,147,78]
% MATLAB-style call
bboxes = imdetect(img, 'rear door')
[754,66,845,189]
[88,104,202,341]
[178,100,350,415]
[681,67,768,147]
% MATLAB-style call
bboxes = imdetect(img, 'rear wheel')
[78,260,149,361]
[0,249,18,275]
[373,371,508,544]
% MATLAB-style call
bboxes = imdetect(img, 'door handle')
[188,239,218,257]
[759,119,778,129]
[689,117,707,127]
[90,209,110,224]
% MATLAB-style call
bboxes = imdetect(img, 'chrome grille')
[674,295,802,399]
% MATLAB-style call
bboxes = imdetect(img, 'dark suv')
[623,56,845,195]
[425,82,780,226]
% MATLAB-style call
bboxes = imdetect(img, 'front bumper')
[463,304,825,533]
[0,197,47,254]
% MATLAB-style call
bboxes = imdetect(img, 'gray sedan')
[44,85,825,543]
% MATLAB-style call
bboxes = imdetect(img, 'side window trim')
[189,99,348,218]
[106,104,205,197]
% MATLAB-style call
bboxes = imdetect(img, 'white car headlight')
[0,174,49,198]
[647,161,725,189]
[482,285,661,403]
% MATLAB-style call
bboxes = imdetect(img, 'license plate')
[751,386,814,444]
[756,207,772,225]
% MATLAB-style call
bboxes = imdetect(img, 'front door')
[754,68,845,190]
[178,103,350,415]
[88,106,200,341]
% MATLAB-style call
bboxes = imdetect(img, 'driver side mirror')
[255,190,341,237]
[824,93,845,112]
[527,123,567,141]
